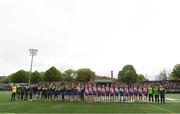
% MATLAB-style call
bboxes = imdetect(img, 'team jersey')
[115,87,119,94]
[93,86,97,93]
[124,87,129,94]
[77,86,81,93]
[119,87,124,93]
[143,86,148,93]
[138,87,143,94]
[85,87,89,95]
[38,86,41,90]
[134,86,138,93]
[89,87,93,94]
[101,87,105,94]
[105,86,110,93]
[129,87,134,94]
[97,86,102,93]
[110,87,114,94]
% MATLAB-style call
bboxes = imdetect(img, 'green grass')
[0,91,180,113]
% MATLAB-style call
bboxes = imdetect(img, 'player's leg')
[129,94,132,102]
[120,93,122,103]
[133,93,136,102]
[163,95,165,104]
[142,94,145,103]
[11,93,13,101]
[140,94,142,102]
[145,94,148,102]
[90,94,93,102]
[160,95,162,103]
[126,94,128,102]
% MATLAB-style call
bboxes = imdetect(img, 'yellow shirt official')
[12,86,17,93]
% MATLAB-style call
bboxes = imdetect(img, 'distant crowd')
[164,80,180,89]
[8,81,168,104]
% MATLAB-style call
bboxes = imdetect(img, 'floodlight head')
[29,49,38,56]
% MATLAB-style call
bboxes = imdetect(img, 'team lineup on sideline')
[11,81,166,103]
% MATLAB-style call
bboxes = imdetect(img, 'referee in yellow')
[148,84,154,102]
[11,84,17,101]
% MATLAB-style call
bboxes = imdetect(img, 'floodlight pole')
[28,49,38,86]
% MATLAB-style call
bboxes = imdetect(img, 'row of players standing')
[78,84,165,103]
[11,83,166,103]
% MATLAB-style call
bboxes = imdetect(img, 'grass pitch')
[0,91,179,113]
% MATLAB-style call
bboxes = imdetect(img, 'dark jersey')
[159,88,165,96]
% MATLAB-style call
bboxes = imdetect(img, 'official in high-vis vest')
[148,85,154,102]
[11,84,17,101]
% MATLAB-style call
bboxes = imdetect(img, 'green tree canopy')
[171,64,180,80]
[137,74,148,82]
[118,65,138,83]
[63,69,76,82]
[0,77,5,83]
[76,68,96,82]
[0,76,11,84]
[10,70,29,83]
[44,67,63,82]
[2,76,11,84]
[31,71,43,83]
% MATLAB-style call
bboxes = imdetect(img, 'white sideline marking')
[166,98,179,101]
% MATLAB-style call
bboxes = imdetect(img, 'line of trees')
[1,64,180,84]
[118,64,180,82]
[1,67,96,83]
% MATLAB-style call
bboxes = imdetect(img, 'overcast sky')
[0,0,180,80]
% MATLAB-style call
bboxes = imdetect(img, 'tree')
[2,76,11,84]
[31,71,43,83]
[76,68,96,82]
[0,77,5,83]
[118,65,138,83]
[0,76,11,84]
[157,69,168,81]
[44,67,63,82]
[137,74,148,81]
[10,70,29,83]
[167,72,174,80]
[63,69,76,82]
[171,64,180,80]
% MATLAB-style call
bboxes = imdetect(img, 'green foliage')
[0,76,11,83]
[31,71,43,83]
[76,68,96,82]
[3,76,12,84]
[63,69,76,82]
[44,67,63,82]
[0,77,5,83]
[10,70,28,83]
[137,74,148,82]
[118,65,138,83]
[171,64,180,80]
